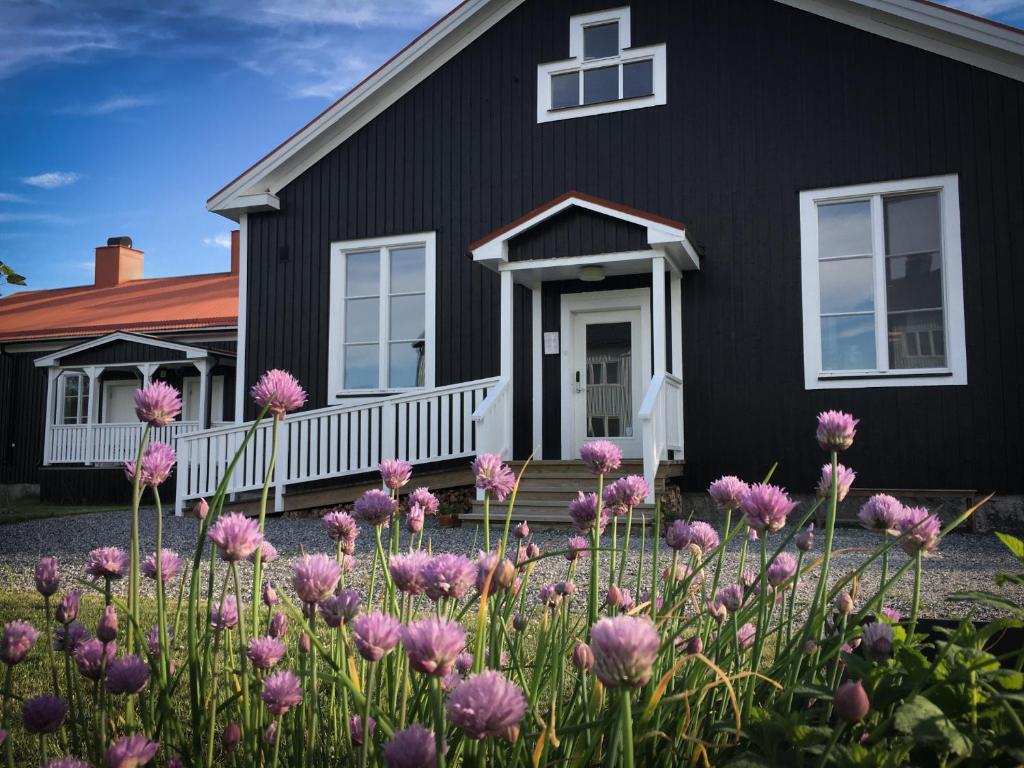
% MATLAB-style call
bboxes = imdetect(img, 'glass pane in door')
[585,322,632,438]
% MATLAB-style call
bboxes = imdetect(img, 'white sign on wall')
[543,332,560,355]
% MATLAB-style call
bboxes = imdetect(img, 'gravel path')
[0,509,1021,620]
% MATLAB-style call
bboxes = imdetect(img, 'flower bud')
[834,680,870,723]
[607,585,623,607]
[299,633,311,653]
[513,613,528,632]
[804,640,818,655]
[836,592,855,615]
[222,722,241,753]
[193,498,209,520]
[526,543,540,559]
[97,605,118,644]
[34,557,60,598]
[686,636,703,655]
[56,592,81,625]
[796,523,814,552]
[493,560,516,592]
[265,722,278,745]
[166,756,185,768]
[514,521,530,539]
[263,582,279,607]
[269,612,288,639]
[572,641,594,672]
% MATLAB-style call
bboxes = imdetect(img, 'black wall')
[244,0,1024,493]
[0,350,47,485]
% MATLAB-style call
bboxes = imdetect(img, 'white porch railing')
[638,371,684,503]
[174,377,499,515]
[471,377,512,458]
[47,421,202,465]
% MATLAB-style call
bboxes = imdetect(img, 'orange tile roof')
[0,272,238,342]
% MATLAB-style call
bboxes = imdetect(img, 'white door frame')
[559,288,652,459]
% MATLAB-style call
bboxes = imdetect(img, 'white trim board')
[209,0,1024,220]
[34,331,213,368]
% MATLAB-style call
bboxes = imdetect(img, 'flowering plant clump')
[3,377,1021,768]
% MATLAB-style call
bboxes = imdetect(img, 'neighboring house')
[191,0,1023,516]
[0,236,238,503]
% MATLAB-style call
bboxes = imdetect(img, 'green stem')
[621,690,635,768]
[430,677,448,768]
[360,662,377,768]
[483,492,490,554]
[231,562,252,753]
[252,414,280,637]
[2,665,14,768]
[909,551,923,638]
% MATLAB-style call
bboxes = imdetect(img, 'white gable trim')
[209,0,1024,220]
[35,332,213,368]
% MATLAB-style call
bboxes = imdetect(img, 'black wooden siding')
[62,340,188,366]
[244,0,1024,494]
[0,351,47,485]
[508,207,650,261]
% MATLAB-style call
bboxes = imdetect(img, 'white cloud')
[21,172,80,189]
[203,233,233,249]
[0,212,67,223]
[0,192,26,203]
[61,96,156,115]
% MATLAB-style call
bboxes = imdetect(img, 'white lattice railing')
[46,421,202,465]
[638,371,684,503]
[173,378,499,515]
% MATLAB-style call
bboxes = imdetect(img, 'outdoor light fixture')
[578,265,605,282]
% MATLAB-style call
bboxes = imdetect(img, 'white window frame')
[58,371,89,425]
[799,174,967,390]
[328,232,436,400]
[537,6,667,124]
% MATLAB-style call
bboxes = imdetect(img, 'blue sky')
[1,0,1022,294]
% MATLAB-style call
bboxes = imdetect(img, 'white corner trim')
[34,331,213,368]
[799,173,967,390]
[234,213,248,422]
[531,287,543,459]
[327,232,436,401]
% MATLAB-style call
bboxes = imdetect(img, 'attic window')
[538,7,666,123]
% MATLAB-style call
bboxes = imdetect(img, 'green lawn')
[0,498,132,525]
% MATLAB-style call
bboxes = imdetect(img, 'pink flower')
[474,551,515,595]
[568,491,608,534]
[447,670,527,742]
[472,454,516,501]
[513,521,530,539]
[716,584,745,613]
[249,540,278,565]
[263,581,279,608]
[247,636,286,670]
[566,535,590,562]
[897,506,941,555]
[105,655,149,695]
[766,553,798,587]
[379,459,412,490]
[406,504,425,533]
[123,441,176,487]
[665,520,719,552]
[408,487,439,516]
[56,592,81,625]
[352,612,402,661]
[572,641,594,672]
[268,612,287,639]
[579,440,622,476]
[423,554,476,601]
[350,715,376,747]
[322,509,359,551]
[816,410,859,451]
[835,680,870,723]
[134,381,182,427]
[222,722,241,753]
[34,557,60,597]
[250,369,307,419]
[817,462,856,502]
[736,623,756,652]
[97,606,118,644]
[603,475,651,515]
[85,547,128,580]
[862,622,894,660]
[74,639,115,680]
[858,494,906,534]
[708,476,750,511]
[741,484,797,534]
[141,549,182,583]
[318,590,361,627]
[389,551,431,595]
[261,670,303,715]
[104,735,159,768]
[207,512,263,562]
[210,595,238,631]
[192,498,209,520]
[21,694,66,733]
[291,553,341,605]
[401,617,466,677]
[796,523,815,552]
[880,607,902,623]
[589,615,660,688]
[1,621,39,665]
[354,489,397,527]
[54,623,90,654]
[383,724,440,768]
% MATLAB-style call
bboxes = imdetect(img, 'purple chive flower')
[21,695,67,734]
[34,557,60,597]
[262,669,303,715]
[579,440,622,476]
[250,369,307,419]
[538,583,561,609]
[247,636,287,670]
[350,715,376,747]
[568,492,609,534]
[291,553,341,604]
[706,596,728,624]
[54,623,90,654]
[352,612,402,662]
[401,617,466,677]
[766,552,798,588]
[817,462,856,502]
[383,724,440,768]
[708,476,750,511]
[263,582,279,607]
[796,523,815,552]
[858,494,906,534]
[665,520,720,553]
[322,509,359,551]
[566,535,590,561]
[572,641,594,672]
[56,591,81,625]
[268,612,288,639]
[250,540,278,566]
[141,549,182,583]
[389,551,431,596]
[607,585,624,608]
[617,589,637,612]
[207,512,263,562]
[379,459,413,490]
[880,607,902,623]
[513,613,528,632]
[816,410,859,452]
[104,734,159,768]
[455,652,474,675]
[740,570,757,589]
[862,622,894,660]
[589,615,660,688]
[222,722,241,753]
[210,595,239,631]
[603,475,651,516]
[2,621,39,665]
[737,623,756,652]
[123,441,176,488]
[354,489,398,527]
[512,522,529,542]
[406,504,425,533]
[134,381,182,427]
[526,542,540,559]
[192,498,209,520]
[897,506,942,555]
[835,680,870,723]
[716,585,745,613]
[319,590,361,628]
[85,547,129,580]
[145,625,173,657]
[741,483,797,534]
[472,454,516,501]
[408,487,440,516]
[423,553,476,601]
[447,670,527,742]
[475,551,514,595]
[74,639,115,680]
[105,655,149,695]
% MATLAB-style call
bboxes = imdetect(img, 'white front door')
[103,381,138,423]
[561,289,651,459]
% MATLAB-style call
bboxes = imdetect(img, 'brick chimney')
[95,236,144,287]
[230,230,240,274]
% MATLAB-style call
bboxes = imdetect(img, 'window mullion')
[870,194,890,372]
[380,249,390,390]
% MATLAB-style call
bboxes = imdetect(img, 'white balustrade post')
[652,253,667,377]
[670,272,682,378]
[84,366,101,465]
[196,359,211,429]
[42,368,58,466]
[174,437,189,516]
[381,401,397,462]
[273,422,289,513]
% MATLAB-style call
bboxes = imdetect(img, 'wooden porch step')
[463,499,658,526]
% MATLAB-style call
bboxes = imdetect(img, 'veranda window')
[59,372,90,424]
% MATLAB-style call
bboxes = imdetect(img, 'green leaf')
[996,531,1024,561]
[948,590,1024,618]
[893,695,972,757]
[993,669,1024,690]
